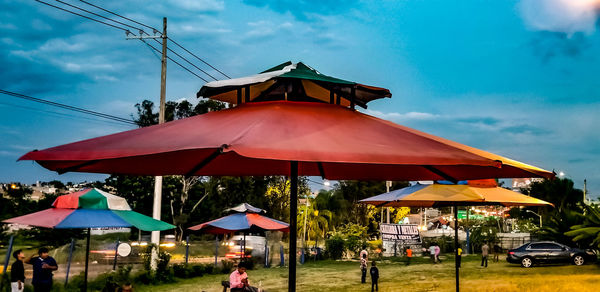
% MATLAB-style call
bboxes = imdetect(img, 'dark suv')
[507,241,596,268]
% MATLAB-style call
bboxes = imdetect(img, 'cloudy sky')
[1,0,599,198]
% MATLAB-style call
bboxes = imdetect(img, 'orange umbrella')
[360,179,552,291]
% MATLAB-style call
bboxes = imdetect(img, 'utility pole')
[127,17,167,270]
[583,179,587,205]
[386,181,391,223]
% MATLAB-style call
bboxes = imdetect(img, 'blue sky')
[1,0,599,197]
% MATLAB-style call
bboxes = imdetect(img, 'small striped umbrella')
[2,188,174,291]
[189,203,289,263]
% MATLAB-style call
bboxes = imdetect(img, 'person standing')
[405,247,413,266]
[360,253,368,284]
[434,244,441,264]
[429,244,436,263]
[11,250,25,292]
[360,246,369,262]
[493,243,501,262]
[26,247,58,292]
[481,243,489,268]
[370,261,379,292]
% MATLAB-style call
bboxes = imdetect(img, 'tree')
[298,200,332,246]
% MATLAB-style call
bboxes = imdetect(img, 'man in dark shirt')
[25,247,58,292]
[11,249,25,292]
[370,260,379,292]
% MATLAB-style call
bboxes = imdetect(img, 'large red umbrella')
[20,101,551,181]
[19,64,553,292]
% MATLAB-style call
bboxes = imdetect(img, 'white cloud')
[518,0,600,35]
[364,109,439,121]
[167,0,225,12]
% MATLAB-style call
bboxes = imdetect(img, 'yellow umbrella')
[359,179,552,292]
[360,180,553,207]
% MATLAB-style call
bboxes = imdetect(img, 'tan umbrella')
[360,179,553,291]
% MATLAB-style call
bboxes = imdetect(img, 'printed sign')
[380,223,421,244]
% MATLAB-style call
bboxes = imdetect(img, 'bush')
[325,235,345,260]
[221,259,235,274]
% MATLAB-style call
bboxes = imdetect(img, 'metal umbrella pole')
[454,205,459,292]
[84,228,91,292]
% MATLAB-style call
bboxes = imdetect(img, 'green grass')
[134,255,600,292]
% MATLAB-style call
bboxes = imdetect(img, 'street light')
[526,210,542,227]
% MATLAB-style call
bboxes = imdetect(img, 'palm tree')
[298,201,332,247]
[565,204,600,249]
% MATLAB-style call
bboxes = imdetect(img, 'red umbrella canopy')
[20,101,552,181]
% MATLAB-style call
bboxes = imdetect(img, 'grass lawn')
[135,255,600,292]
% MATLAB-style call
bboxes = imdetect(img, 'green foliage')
[565,204,600,249]
[325,234,345,260]
[467,218,499,253]
[298,199,332,246]
[537,208,584,246]
[524,178,584,215]
[220,259,235,274]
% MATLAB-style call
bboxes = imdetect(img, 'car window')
[528,243,544,249]
[528,243,562,250]
[543,243,563,250]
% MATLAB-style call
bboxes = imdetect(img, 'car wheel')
[573,255,585,266]
[521,257,533,268]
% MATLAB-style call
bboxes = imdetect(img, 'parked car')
[507,241,597,268]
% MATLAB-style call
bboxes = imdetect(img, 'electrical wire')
[141,40,210,82]
[151,38,218,81]
[76,0,230,79]
[35,0,130,33]
[78,0,160,33]
[36,0,226,82]
[168,38,231,79]
[54,0,140,32]
[0,89,137,125]
[0,101,134,127]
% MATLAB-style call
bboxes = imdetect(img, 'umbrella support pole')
[112,238,120,270]
[65,238,75,287]
[289,161,298,292]
[454,205,459,292]
[214,235,218,266]
[84,228,91,292]
[1,235,14,291]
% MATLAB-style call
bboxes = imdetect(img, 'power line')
[54,0,140,32]
[141,40,209,82]
[76,0,230,79]
[35,0,130,33]
[0,89,137,125]
[157,39,219,81]
[168,38,231,79]
[36,0,228,82]
[0,101,134,127]
[78,0,160,33]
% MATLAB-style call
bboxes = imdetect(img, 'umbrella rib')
[57,160,99,174]
[317,162,326,179]
[185,146,226,176]
[422,165,458,183]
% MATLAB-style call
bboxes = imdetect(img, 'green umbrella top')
[197,61,391,109]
